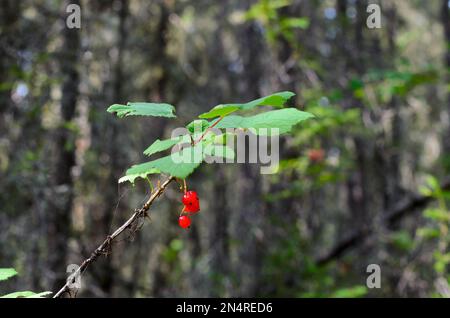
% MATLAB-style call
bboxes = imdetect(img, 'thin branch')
[193,116,224,145]
[53,176,175,298]
[315,176,450,266]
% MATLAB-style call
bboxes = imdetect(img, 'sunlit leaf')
[0,291,52,298]
[199,91,296,119]
[0,268,17,281]
[187,119,211,133]
[126,145,204,179]
[198,105,240,119]
[118,168,160,184]
[143,137,182,157]
[215,108,314,135]
[107,102,176,118]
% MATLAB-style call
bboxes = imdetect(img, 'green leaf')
[423,208,450,222]
[418,185,433,197]
[118,168,160,184]
[126,145,203,179]
[143,137,182,157]
[198,105,240,119]
[417,227,440,239]
[199,91,296,119]
[280,17,310,29]
[215,108,314,135]
[26,291,53,298]
[0,291,52,298]
[203,144,235,160]
[425,175,440,192]
[330,286,368,298]
[433,252,450,274]
[240,91,296,110]
[187,119,210,133]
[107,102,176,118]
[389,230,414,251]
[1,291,35,298]
[0,268,17,281]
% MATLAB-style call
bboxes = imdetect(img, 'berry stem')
[175,178,184,192]
[179,206,186,216]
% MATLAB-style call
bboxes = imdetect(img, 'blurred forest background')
[1,0,450,298]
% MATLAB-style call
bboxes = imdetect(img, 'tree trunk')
[208,167,230,296]
[0,0,21,130]
[234,17,266,296]
[95,0,129,296]
[47,0,80,293]
[385,2,403,211]
[442,0,450,160]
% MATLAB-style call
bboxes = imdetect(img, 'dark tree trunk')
[386,3,403,210]
[442,0,450,160]
[95,0,129,296]
[209,167,230,296]
[47,0,80,293]
[0,0,21,126]
[148,1,179,297]
[234,17,266,296]
[343,0,370,226]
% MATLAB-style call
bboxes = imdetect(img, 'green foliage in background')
[0,268,51,298]
[262,218,368,298]
[246,0,309,44]
[418,176,450,281]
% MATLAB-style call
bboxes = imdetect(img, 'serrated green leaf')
[107,102,176,118]
[143,137,182,157]
[0,290,52,298]
[0,268,17,281]
[176,131,217,146]
[187,119,210,133]
[203,144,235,160]
[241,91,296,110]
[199,91,296,119]
[126,145,203,179]
[215,108,314,135]
[26,291,53,298]
[1,291,35,298]
[118,168,160,184]
[198,105,240,119]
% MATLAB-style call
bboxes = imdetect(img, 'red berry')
[307,148,325,163]
[178,215,191,229]
[182,191,198,205]
[182,191,200,213]
[185,200,200,213]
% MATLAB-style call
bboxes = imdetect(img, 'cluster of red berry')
[178,190,200,229]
